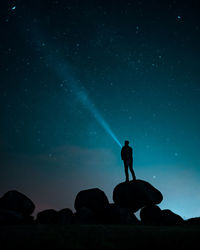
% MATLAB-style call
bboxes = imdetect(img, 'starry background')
[1,0,200,219]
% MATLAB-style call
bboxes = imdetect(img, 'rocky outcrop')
[140,206,184,225]
[140,205,162,225]
[36,208,74,224]
[0,209,24,225]
[185,217,200,225]
[0,190,35,215]
[113,180,163,212]
[36,209,58,224]
[74,188,109,213]
[74,207,97,224]
[57,208,74,224]
[0,190,35,225]
[101,204,140,225]
[0,177,192,226]
[159,209,184,226]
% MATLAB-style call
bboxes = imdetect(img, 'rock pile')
[113,180,163,212]
[36,208,73,224]
[0,190,35,224]
[0,179,187,225]
[140,205,184,225]
[74,188,139,224]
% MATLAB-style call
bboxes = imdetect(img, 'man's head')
[125,140,129,146]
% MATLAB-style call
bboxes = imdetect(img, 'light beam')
[33,27,122,148]
[76,88,122,148]
[49,59,122,148]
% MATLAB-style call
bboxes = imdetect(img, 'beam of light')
[30,25,122,148]
[48,59,122,148]
[75,88,122,148]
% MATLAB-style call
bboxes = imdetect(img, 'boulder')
[0,209,24,225]
[74,188,109,213]
[185,217,200,225]
[159,209,184,226]
[113,180,163,212]
[22,215,34,224]
[0,190,35,215]
[102,204,140,225]
[74,207,97,224]
[140,206,184,226]
[140,205,162,225]
[36,209,57,224]
[57,208,74,224]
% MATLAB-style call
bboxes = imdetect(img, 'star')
[177,15,183,22]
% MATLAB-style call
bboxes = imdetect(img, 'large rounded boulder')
[36,208,74,224]
[74,188,109,213]
[140,205,162,224]
[140,206,184,226]
[36,209,58,224]
[159,209,184,226]
[0,209,24,225]
[0,190,35,215]
[185,217,200,225]
[113,180,163,212]
[57,208,74,224]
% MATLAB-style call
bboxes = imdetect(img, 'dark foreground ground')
[1,224,200,250]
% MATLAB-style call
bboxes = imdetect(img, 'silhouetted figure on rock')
[121,140,136,182]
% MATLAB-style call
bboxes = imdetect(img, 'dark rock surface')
[36,209,58,224]
[57,208,74,224]
[0,209,24,225]
[140,205,162,225]
[185,217,200,225]
[0,208,34,225]
[74,188,109,213]
[159,209,184,226]
[0,179,188,226]
[140,206,184,226]
[101,204,140,225]
[74,207,97,224]
[74,204,139,225]
[113,180,163,212]
[36,208,74,224]
[0,190,35,215]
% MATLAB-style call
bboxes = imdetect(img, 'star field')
[1,0,200,218]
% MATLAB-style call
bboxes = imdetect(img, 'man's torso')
[122,146,132,160]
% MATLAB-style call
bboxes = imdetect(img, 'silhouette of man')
[121,140,136,182]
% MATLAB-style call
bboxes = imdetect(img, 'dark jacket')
[121,146,133,161]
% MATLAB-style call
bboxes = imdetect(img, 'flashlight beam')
[76,88,122,148]
[44,52,122,147]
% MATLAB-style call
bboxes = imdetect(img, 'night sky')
[1,0,200,219]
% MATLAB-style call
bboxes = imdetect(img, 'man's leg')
[124,161,129,182]
[129,160,136,181]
